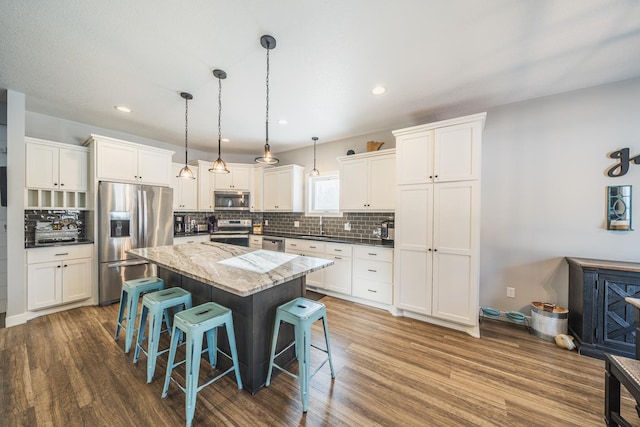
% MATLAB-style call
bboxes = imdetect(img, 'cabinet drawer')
[353,259,392,283]
[28,244,93,264]
[286,239,325,254]
[325,242,352,257]
[353,246,393,262]
[352,279,392,304]
[249,235,263,245]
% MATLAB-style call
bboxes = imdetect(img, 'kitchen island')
[128,241,332,393]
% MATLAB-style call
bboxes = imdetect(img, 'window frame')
[305,170,342,217]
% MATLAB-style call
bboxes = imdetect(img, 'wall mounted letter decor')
[607,185,632,231]
[607,148,640,177]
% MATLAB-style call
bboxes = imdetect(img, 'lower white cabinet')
[323,243,353,295]
[173,234,210,244]
[249,235,263,249]
[352,246,393,304]
[27,244,93,311]
[285,239,325,288]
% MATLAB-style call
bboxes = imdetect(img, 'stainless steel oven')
[210,219,251,247]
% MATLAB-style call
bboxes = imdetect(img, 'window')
[307,172,341,216]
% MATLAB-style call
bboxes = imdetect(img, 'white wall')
[481,77,640,312]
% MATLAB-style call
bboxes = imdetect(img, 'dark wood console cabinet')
[566,257,640,359]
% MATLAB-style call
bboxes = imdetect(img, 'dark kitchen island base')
[159,267,304,394]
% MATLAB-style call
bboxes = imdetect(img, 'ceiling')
[1,0,640,155]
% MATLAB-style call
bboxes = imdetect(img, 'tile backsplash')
[174,210,394,240]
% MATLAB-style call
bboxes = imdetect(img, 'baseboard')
[5,312,27,327]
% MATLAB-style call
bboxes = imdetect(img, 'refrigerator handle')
[142,190,148,247]
[137,189,144,247]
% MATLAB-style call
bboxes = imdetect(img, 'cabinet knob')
[57,265,61,268]
[428,248,432,251]
[54,183,58,186]
[435,175,438,178]
[64,264,68,267]
[434,248,438,252]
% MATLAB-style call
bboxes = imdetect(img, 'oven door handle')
[210,234,249,239]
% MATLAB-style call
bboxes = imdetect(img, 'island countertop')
[127,242,333,297]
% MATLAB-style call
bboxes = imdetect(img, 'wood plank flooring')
[1,296,638,426]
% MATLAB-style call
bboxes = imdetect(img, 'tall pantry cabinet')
[393,113,486,338]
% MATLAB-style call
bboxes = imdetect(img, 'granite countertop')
[25,239,94,249]
[128,241,333,297]
[174,231,212,237]
[565,257,640,273]
[253,232,394,248]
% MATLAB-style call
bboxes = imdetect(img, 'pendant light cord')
[218,76,222,157]
[184,95,189,164]
[265,45,270,147]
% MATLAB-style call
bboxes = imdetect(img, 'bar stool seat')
[605,353,640,426]
[162,302,243,427]
[265,297,336,412]
[133,287,192,383]
[114,276,165,353]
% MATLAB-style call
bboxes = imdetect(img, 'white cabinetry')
[191,160,215,211]
[174,234,210,244]
[214,164,251,190]
[352,246,393,304]
[84,134,174,186]
[251,165,264,212]
[27,244,93,311]
[393,112,485,337]
[285,239,325,288]
[171,163,198,210]
[25,138,89,209]
[249,235,263,249]
[323,243,353,295]
[338,150,395,211]
[263,165,304,212]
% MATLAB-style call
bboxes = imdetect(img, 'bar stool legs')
[114,277,165,353]
[266,297,335,412]
[162,302,242,427]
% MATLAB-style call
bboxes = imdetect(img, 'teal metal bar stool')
[162,302,243,427]
[133,287,192,383]
[114,276,165,353]
[265,297,336,412]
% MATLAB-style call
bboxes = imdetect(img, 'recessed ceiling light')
[371,86,386,95]
[278,119,288,125]
[115,105,131,113]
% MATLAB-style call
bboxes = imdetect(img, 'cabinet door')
[396,131,434,184]
[431,181,479,325]
[27,261,63,310]
[171,164,182,210]
[138,148,172,186]
[62,258,92,303]
[395,184,433,315]
[340,159,368,210]
[96,140,139,182]
[368,155,396,211]
[434,121,482,182]
[26,143,58,189]
[251,166,264,212]
[214,170,234,190]
[58,147,88,191]
[232,166,251,190]
[276,169,293,211]
[324,255,352,295]
[263,171,279,210]
[197,162,215,211]
[599,273,640,355]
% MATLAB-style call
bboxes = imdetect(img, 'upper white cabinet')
[338,150,395,212]
[263,165,304,212]
[393,112,486,337]
[84,134,174,186]
[192,160,215,211]
[171,163,198,210]
[25,138,89,209]
[26,138,88,191]
[394,116,483,185]
[251,165,264,212]
[213,164,251,190]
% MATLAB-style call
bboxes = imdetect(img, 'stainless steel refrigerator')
[98,181,173,305]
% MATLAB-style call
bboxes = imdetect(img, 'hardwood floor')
[1,296,638,426]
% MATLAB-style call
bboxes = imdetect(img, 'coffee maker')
[174,215,186,234]
[381,219,395,242]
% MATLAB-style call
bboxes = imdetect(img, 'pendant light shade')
[209,69,230,174]
[177,92,196,179]
[310,136,320,176]
[255,35,279,165]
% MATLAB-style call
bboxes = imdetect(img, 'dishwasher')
[262,236,285,252]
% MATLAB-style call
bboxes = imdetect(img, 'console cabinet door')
[62,258,92,303]
[28,261,63,310]
[138,148,172,186]
[26,143,59,189]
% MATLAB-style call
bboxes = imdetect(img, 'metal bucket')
[530,302,568,342]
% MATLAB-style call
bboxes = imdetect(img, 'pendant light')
[176,92,195,179]
[310,136,320,176]
[255,35,279,164]
[209,69,230,174]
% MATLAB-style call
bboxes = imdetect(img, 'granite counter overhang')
[127,241,333,297]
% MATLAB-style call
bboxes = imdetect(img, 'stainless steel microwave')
[214,190,250,211]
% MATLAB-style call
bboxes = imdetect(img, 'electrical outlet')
[506,287,516,298]
[294,221,300,228]
[264,220,268,226]
[344,222,351,231]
